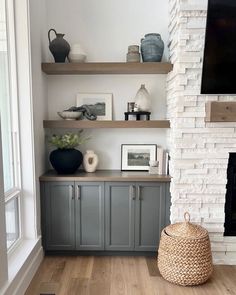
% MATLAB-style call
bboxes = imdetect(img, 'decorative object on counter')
[124,111,151,121]
[49,131,89,174]
[77,93,113,120]
[127,102,135,112]
[158,212,213,286]
[157,147,169,175]
[63,105,97,120]
[149,160,159,174]
[121,144,157,171]
[68,43,87,63]
[134,84,151,112]
[157,147,164,175]
[141,33,164,62]
[126,45,141,63]
[164,151,169,175]
[57,111,82,120]
[83,150,99,173]
[48,29,70,63]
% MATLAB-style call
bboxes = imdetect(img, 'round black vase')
[50,149,83,174]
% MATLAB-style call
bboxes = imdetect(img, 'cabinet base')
[45,250,157,257]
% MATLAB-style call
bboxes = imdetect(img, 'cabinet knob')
[137,186,141,201]
[76,185,81,200]
[70,185,74,200]
[129,185,135,200]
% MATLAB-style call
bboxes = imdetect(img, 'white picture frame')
[121,144,157,171]
[76,93,113,120]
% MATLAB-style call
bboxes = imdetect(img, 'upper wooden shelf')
[43,120,170,129]
[205,101,236,122]
[41,62,173,75]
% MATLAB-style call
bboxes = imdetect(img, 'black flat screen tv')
[201,0,236,94]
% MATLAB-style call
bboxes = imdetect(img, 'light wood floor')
[25,256,236,295]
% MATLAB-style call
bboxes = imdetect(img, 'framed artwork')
[121,144,157,171]
[77,93,113,120]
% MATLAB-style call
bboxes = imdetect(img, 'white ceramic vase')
[83,150,98,173]
[134,84,151,111]
[68,43,87,63]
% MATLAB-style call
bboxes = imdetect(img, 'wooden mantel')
[205,101,236,122]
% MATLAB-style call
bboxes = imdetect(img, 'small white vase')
[134,84,151,111]
[83,150,98,173]
[68,43,87,63]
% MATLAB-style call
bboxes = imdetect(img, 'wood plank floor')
[25,256,236,295]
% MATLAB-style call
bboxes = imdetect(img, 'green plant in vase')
[49,130,89,174]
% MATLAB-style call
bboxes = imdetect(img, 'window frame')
[0,0,40,291]
[2,0,23,253]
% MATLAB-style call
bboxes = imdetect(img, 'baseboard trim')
[2,239,44,295]
[45,250,157,257]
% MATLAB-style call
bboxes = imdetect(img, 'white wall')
[29,0,48,235]
[45,0,169,169]
[46,0,169,62]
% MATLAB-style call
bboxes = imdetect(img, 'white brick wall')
[167,0,236,265]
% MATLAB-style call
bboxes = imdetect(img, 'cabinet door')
[42,182,75,250]
[75,182,104,250]
[135,182,166,251]
[105,182,135,250]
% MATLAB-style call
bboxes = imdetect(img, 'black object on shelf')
[224,153,236,236]
[124,111,151,121]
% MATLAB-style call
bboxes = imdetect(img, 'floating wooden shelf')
[205,101,236,122]
[39,170,171,182]
[43,120,170,129]
[41,62,173,75]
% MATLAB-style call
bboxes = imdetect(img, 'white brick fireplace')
[167,0,236,264]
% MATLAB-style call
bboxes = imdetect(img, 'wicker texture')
[158,212,213,286]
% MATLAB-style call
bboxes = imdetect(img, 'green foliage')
[49,131,88,149]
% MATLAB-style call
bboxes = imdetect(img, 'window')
[5,197,20,248]
[0,0,39,291]
[0,0,21,250]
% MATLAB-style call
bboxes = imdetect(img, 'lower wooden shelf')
[39,170,171,182]
[43,120,170,129]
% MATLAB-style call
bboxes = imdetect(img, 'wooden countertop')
[39,170,171,182]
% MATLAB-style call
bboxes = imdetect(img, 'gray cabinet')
[105,182,169,252]
[105,183,135,250]
[75,182,104,250]
[41,179,170,253]
[135,183,166,251]
[41,182,75,250]
[41,181,104,251]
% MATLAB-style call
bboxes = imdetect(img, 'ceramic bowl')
[57,111,82,120]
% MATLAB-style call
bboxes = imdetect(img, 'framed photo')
[77,93,113,120]
[121,144,157,171]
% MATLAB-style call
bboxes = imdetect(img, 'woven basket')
[158,212,213,286]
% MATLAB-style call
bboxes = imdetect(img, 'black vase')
[48,28,70,63]
[50,148,83,174]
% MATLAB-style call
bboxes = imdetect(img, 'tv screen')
[201,0,236,94]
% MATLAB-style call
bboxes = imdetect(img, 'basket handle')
[184,212,190,222]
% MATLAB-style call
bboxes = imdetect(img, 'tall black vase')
[48,29,70,63]
[50,148,83,174]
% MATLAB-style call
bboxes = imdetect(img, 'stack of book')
[150,147,169,175]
